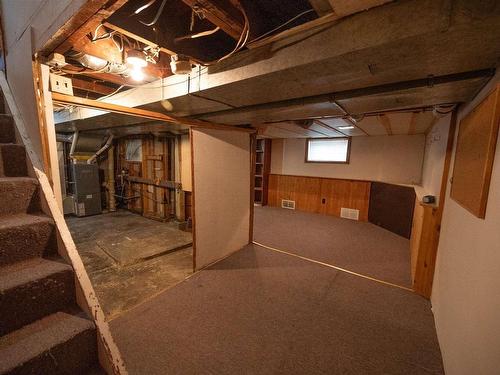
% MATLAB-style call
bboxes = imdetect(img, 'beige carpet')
[110,244,443,374]
[254,206,412,287]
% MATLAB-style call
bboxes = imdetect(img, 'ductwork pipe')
[87,135,114,164]
[56,133,73,143]
[69,52,128,75]
[69,131,79,160]
[107,145,116,212]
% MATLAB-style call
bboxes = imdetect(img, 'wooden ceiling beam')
[68,35,172,79]
[51,92,256,133]
[53,0,129,55]
[181,0,244,40]
[71,78,116,96]
[61,64,133,86]
[308,0,334,16]
[103,22,176,56]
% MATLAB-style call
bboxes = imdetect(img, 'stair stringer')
[0,71,128,375]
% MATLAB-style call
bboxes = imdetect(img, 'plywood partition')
[191,128,251,270]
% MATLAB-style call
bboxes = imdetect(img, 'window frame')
[304,137,351,164]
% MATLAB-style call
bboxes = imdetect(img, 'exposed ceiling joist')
[327,0,393,17]
[308,0,333,16]
[181,0,244,40]
[102,22,176,56]
[53,0,129,56]
[71,78,116,96]
[40,0,128,55]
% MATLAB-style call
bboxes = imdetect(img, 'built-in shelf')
[253,139,271,206]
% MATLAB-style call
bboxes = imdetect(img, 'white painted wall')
[271,135,425,185]
[270,138,284,174]
[420,115,451,203]
[432,72,500,375]
[192,128,250,270]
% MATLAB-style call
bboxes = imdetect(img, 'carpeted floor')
[254,206,412,287]
[109,244,443,375]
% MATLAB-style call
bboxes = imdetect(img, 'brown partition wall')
[369,182,416,239]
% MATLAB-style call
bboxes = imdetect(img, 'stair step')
[0,258,75,335]
[0,312,97,375]
[0,178,40,216]
[0,214,56,267]
[0,115,15,144]
[0,144,27,177]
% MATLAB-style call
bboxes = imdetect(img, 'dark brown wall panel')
[368,182,416,238]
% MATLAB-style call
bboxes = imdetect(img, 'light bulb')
[130,67,145,82]
[126,49,147,68]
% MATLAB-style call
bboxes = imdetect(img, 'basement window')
[306,138,351,163]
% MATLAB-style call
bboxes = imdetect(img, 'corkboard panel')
[451,85,500,218]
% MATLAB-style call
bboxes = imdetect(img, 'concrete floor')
[67,210,193,319]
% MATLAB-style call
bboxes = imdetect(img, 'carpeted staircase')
[0,100,101,374]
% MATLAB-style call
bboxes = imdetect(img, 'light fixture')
[126,49,147,68]
[130,67,145,82]
[338,126,355,130]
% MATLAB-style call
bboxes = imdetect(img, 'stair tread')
[0,213,52,229]
[0,312,95,373]
[0,257,72,291]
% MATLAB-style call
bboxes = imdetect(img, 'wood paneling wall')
[267,174,371,221]
[117,135,175,220]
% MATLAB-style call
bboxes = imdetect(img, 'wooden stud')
[180,0,244,40]
[71,77,116,96]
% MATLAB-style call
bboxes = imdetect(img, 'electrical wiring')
[134,0,157,15]
[98,85,125,101]
[194,3,250,66]
[140,0,168,26]
[248,8,315,44]
[175,26,221,42]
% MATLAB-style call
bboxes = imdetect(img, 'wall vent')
[281,199,296,210]
[340,207,359,220]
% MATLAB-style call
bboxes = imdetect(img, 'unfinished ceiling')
[46,0,500,138]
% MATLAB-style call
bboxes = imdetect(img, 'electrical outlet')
[49,73,73,95]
